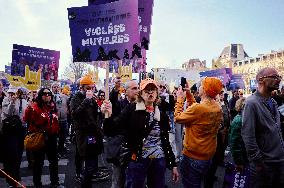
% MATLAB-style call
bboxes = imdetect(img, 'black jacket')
[113,98,130,117]
[70,91,103,158]
[103,102,177,169]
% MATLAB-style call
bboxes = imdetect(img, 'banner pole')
[105,61,110,118]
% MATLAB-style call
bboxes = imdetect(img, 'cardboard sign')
[119,62,132,83]
[68,0,140,62]
[11,44,60,81]
[5,65,41,91]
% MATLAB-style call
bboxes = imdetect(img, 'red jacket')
[24,102,59,135]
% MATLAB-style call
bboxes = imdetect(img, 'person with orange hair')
[174,77,223,188]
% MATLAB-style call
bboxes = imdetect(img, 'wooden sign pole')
[105,61,110,118]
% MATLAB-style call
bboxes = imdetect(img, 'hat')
[140,78,158,90]
[7,86,18,93]
[80,75,94,85]
[202,77,223,98]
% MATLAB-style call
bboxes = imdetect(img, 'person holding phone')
[175,77,223,188]
[1,86,26,187]
[70,75,107,188]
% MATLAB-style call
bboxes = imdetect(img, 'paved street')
[0,142,228,188]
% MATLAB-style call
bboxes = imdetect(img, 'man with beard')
[242,67,284,188]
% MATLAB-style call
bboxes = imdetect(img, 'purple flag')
[11,44,60,81]
[68,0,140,62]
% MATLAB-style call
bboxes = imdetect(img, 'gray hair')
[125,79,138,90]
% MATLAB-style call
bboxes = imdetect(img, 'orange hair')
[202,77,223,98]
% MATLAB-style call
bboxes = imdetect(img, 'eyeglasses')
[259,75,282,81]
[43,92,52,96]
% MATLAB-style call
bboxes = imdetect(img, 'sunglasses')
[43,92,52,96]
[259,75,282,81]
[159,85,166,89]
[99,95,105,97]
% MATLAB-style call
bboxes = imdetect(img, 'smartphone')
[181,77,187,89]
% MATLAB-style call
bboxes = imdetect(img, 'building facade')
[182,58,208,71]
[212,44,249,69]
[233,50,284,90]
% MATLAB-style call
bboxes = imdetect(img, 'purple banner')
[11,44,60,81]
[229,74,245,90]
[5,65,11,74]
[88,0,154,50]
[88,0,118,5]
[68,0,140,62]
[138,0,154,50]
[199,68,231,85]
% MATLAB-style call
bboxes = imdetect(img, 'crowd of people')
[0,67,284,188]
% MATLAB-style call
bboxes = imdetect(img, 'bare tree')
[62,57,88,81]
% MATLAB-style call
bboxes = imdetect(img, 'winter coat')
[24,102,59,135]
[70,91,103,159]
[242,91,284,164]
[229,114,248,165]
[103,102,177,169]
[174,92,223,161]
[1,97,21,121]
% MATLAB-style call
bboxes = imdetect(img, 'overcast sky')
[0,0,284,76]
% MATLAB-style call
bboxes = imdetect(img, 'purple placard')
[11,44,60,81]
[68,0,140,62]
[199,68,231,85]
[88,0,118,5]
[88,0,154,50]
[139,0,154,50]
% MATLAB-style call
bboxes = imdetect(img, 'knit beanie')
[202,77,223,98]
[80,75,94,85]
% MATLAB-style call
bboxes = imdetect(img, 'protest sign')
[119,62,132,83]
[5,65,11,74]
[5,65,41,91]
[88,0,154,50]
[229,74,245,90]
[11,44,60,81]
[153,68,200,88]
[250,79,257,90]
[68,0,140,62]
[200,68,231,85]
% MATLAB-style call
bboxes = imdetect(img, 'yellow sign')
[119,63,132,83]
[5,65,41,91]
[87,67,99,83]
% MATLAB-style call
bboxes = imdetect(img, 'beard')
[267,84,279,92]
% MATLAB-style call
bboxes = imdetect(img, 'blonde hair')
[235,97,246,112]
